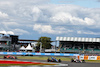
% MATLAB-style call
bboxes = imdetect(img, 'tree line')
[35,36,52,51]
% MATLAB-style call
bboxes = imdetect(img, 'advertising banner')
[88,56,97,60]
[97,56,100,60]
[84,56,88,60]
[79,56,84,60]
[0,52,79,56]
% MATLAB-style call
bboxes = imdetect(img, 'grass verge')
[18,56,71,61]
[85,60,100,63]
[0,63,56,66]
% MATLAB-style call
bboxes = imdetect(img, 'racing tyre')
[3,56,6,59]
[71,59,74,62]
[9,57,12,59]
[47,59,50,62]
[15,57,17,59]
[82,60,85,63]
[58,59,61,62]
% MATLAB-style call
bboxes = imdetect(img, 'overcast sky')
[0,0,100,43]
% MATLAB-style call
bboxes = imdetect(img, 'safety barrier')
[78,55,100,60]
[0,52,79,56]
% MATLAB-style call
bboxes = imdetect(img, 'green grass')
[17,56,71,61]
[0,64,56,66]
[85,60,100,63]
[0,56,3,58]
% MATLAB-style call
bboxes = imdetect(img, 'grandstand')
[0,34,20,51]
[0,34,11,51]
[56,37,100,54]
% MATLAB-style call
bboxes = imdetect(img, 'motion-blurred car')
[71,58,85,63]
[4,55,17,59]
[47,57,61,62]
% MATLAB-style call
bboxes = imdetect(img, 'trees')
[36,37,52,49]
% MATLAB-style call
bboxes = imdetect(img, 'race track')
[17,59,100,67]
[1,59,100,67]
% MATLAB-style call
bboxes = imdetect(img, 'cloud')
[2,22,19,26]
[0,22,20,31]
[84,17,95,25]
[33,24,54,34]
[77,30,100,35]
[7,31,14,35]
[12,29,29,35]
[0,1,12,6]
[0,11,8,18]
[0,29,28,35]
[0,30,14,35]
[32,6,42,21]
[0,31,7,34]
[0,0,100,37]
[33,24,73,34]
[50,8,95,26]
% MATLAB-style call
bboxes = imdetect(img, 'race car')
[47,57,61,62]
[3,55,17,59]
[71,58,85,63]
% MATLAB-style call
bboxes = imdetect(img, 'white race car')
[71,58,85,63]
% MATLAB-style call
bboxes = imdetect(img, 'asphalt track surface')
[1,59,100,67]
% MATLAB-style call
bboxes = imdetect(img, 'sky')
[0,0,100,45]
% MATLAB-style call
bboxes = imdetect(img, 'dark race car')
[4,55,17,59]
[71,58,85,63]
[47,57,61,62]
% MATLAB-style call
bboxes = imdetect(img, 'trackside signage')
[0,52,79,56]
[88,56,97,60]
[79,56,84,60]
[78,56,100,60]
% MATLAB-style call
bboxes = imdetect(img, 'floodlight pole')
[83,43,84,54]
[40,42,42,53]
[55,41,57,53]
[83,43,84,50]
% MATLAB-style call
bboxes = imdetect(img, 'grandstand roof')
[56,37,100,42]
